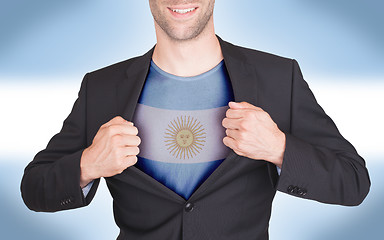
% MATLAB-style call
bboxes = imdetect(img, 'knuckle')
[115,160,123,170]
[258,111,266,118]
[111,134,119,142]
[239,120,248,129]
[265,112,272,120]
[116,158,126,169]
[100,122,108,129]
[233,141,241,150]
[116,164,125,174]
[113,116,124,122]
[257,106,265,112]
[111,134,122,145]
[112,148,121,158]
[238,131,247,140]
[245,111,254,119]
[107,125,119,135]
[259,111,270,120]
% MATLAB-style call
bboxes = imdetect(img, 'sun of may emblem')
[164,115,206,159]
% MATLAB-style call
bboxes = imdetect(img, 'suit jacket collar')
[117,35,259,122]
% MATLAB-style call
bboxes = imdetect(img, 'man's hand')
[80,116,141,188]
[222,102,285,168]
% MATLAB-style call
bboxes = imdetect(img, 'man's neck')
[152,25,223,77]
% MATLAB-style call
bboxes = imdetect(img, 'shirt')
[132,60,234,199]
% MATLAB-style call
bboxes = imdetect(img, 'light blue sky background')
[0,0,383,239]
[1,0,383,80]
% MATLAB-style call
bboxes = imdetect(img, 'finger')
[226,108,248,119]
[229,101,262,110]
[114,145,140,157]
[104,116,126,127]
[223,136,240,152]
[223,135,234,147]
[116,155,138,173]
[111,134,141,147]
[121,135,141,146]
[225,128,241,140]
[103,116,134,128]
[223,136,245,156]
[123,155,138,167]
[122,146,140,156]
[105,124,139,136]
[222,117,241,130]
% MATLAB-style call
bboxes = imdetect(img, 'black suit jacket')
[21,36,370,240]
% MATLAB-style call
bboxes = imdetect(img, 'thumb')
[228,101,258,109]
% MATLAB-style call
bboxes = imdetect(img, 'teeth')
[172,8,196,14]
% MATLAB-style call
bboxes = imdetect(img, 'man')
[21,0,370,239]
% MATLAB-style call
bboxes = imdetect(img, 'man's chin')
[165,27,207,42]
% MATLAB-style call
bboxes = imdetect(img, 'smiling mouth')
[168,7,198,17]
[170,7,197,14]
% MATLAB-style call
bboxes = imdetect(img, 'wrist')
[270,132,286,168]
[80,148,96,188]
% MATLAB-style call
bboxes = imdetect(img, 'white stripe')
[132,104,231,163]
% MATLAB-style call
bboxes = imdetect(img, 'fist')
[80,116,141,187]
[222,102,285,167]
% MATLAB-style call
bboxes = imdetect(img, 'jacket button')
[287,185,295,193]
[60,197,74,206]
[185,202,194,212]
[297,188,307,196]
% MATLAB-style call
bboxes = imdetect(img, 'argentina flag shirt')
[132,59,234,200]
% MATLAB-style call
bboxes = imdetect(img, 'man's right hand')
[79,116,141,188]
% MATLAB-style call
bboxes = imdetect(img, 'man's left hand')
[222,101,285,168]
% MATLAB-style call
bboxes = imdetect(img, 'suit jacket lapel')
[116,46,155,122]
[218,36,259,106]
[115,46,188,201]
[189,37,262,200]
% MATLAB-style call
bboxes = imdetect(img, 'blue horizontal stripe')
[137,60,234,110]
[136,156,225,199]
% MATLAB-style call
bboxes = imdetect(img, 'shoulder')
[83,46,153,87]
[219,38,294,70]
[85,55,141,84]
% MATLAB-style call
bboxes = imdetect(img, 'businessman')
[21,0,370,239]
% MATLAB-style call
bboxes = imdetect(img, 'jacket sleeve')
[20,74,100,212]
[276,60,370,206]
